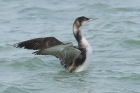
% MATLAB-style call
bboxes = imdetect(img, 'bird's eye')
[86,18,89,20]
[83,19,86,21]
[84,18,89,21]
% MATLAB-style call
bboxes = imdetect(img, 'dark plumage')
[14,37,64,50]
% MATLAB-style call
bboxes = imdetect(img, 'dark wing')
[34,43,81,68]
[14,37,64,50]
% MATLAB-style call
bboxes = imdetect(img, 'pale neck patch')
[73,21,81,35]
[73,25,79,35]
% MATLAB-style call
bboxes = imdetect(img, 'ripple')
[122,39,140,49]
[89,3,110,9]
[119,73,140,81]
[0,19,10,24]
[3,86,27,93]
[122,21,138,25]
[17,7,53,20]
[10,57,47,69]
[108,7,140,12]
[18,7,52,14]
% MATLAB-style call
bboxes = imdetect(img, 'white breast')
[75,37,92,72]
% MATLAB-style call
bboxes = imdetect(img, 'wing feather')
[14,37,64,50]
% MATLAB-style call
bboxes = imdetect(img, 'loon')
[14,16,96,72]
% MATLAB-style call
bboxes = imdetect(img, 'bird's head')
[74,16,97,28]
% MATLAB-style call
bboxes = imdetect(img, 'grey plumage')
[34,43,81,68]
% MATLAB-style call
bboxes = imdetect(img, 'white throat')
[75,37,92,72]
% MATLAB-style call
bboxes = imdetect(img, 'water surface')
[0,0,140,93]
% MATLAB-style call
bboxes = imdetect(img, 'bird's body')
[14,16,94,72]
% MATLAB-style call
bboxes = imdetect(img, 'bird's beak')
[88,18,98,21]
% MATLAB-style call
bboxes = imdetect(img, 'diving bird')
[14,16,95,72]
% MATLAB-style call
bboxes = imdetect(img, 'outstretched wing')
[34,43,81,68]
[14,37,64,50]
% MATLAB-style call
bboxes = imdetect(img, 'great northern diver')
[14,16,96,72]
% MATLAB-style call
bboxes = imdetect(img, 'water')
[0,0,140,93]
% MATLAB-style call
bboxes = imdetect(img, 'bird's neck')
[73,22,87,48]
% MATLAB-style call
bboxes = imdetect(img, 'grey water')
[0,0,140,93]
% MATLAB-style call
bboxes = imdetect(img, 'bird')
[14,16,96,72]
